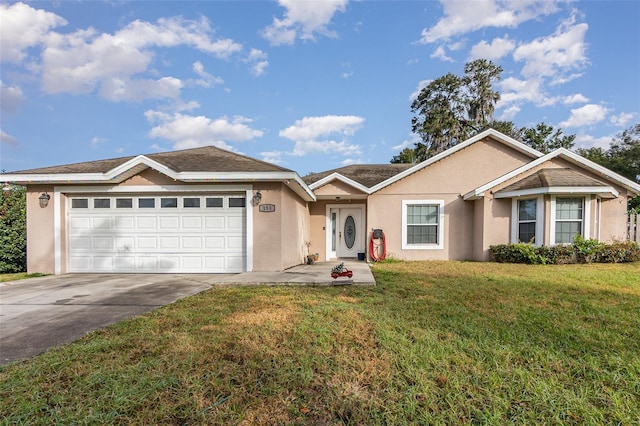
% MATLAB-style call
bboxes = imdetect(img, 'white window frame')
[550,195,590,245]
[511,196,543,245]
[401,200,444,250]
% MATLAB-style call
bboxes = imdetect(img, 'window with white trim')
[517,199,537,243]
[402,200,444,249]
[554,197,583,244]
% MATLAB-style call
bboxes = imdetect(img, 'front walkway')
[202,260,376,286]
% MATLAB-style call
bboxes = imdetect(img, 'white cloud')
[39,15,241,101]
[497,77,557,108]
[191,61,224,87]
[498,105,521,121]
[574,133,612,150]
[392,133,421,151]
[430,46,454,62]
[341,158,363,166]
[513,14,589,82]
[409,79,431,102]
[0,2,67,63]
[563,94,589,104]
[420,0,561,44]
[145,110,264,150]
[469,36,515,60]
[341,71,354,79]
[243,49,269,76]
[260,151,285,165]
[610,112,635,127]
[91,136,107,147]
[560,104,610,128]
[262,0,348,46]
[279,115,364,156]
[0,80,26,113]
[1,129,18,146]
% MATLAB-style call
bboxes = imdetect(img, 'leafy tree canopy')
[0,184,27,273]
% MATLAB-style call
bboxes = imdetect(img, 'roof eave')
[494,186,619,199]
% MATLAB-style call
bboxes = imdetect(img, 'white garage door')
[67,194,247,273]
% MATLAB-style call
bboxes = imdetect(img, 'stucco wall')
[279,183,310,269]
[367,136,534,261]
[314,180,366,197]
[600,192,631,242]
[26,185,55,274]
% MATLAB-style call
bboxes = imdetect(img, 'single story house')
[2,129,639,274]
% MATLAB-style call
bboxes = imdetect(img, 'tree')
[463,59,502,127]
[521,122,576,153]
[0,184,27,272]
[402,59,503,163]
[391,147,418,164]
[410,73,467,158]
[577,123,640,212]
[482,120,524,141]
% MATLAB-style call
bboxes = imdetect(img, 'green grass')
[0,272,47,283]
[1,261,639,425]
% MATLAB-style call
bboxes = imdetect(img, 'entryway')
[326,205,365,259]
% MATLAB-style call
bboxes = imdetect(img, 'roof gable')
[304,164,412,192]
[464,148,640,200]
[1,145,315,201]
[369,129,544,193]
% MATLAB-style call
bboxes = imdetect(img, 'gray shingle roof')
[8,146,293,174]
[496,168,611,193]
[303,164,414,188]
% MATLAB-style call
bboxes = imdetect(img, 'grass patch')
[0,272,47,283]
[1,261,639,424]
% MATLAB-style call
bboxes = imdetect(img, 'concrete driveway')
[0,274,214,365]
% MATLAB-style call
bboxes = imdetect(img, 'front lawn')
[1,261,639,424]
[0,272,47,283]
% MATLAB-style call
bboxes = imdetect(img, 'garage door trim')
[54,184,254,274]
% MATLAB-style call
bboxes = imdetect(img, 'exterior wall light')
[39,192,51,208]
[252,190,262,205]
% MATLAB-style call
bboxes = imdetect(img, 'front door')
[329,207,363,258]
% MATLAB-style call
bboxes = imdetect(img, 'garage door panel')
[115,216,135,229]
[182,237,202,249]
[182,217,202,229]
[93,237,113,250]
[204,216,225,229]
[159,236,179,249]
[137,217,157,229]
[70,217,91,230]
[70,237,91,249]
[138,236,158,249]
[205,236,225,249]
[69,194,246,273]
[93,256,113,269]
[159,217,179,229]
[92,217,113,230]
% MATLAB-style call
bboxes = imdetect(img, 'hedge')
[490,237,640,265]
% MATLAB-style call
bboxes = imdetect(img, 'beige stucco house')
[2,129,639,274]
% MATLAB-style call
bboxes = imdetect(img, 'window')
[229,197,246,208]
[206,197,223,208]
[138,198,155,208]
[94,198,110,209]
[517,199,537,243]
[402,200,444,249]
[116,198,133,208]
[71,198,88,209]
[161,197,178,208]
[183,197,200,208]
[554,197,583,244]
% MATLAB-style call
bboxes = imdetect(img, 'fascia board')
[553,148,640,195]
[370,129,544,194]
[308,172,371,194]
[494,186,619,199]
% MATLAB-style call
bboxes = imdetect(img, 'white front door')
[328,207,364,259]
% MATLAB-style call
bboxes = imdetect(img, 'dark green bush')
[489,238,640,265]
[0,185,27,272]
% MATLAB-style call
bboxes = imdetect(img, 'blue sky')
[1,0,639,176]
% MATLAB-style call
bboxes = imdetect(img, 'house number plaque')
[259,204,276,212]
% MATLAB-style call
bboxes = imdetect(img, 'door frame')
[324,204,366,260]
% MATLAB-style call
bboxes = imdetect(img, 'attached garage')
[67,193,247,273]
[1,145,316,274]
